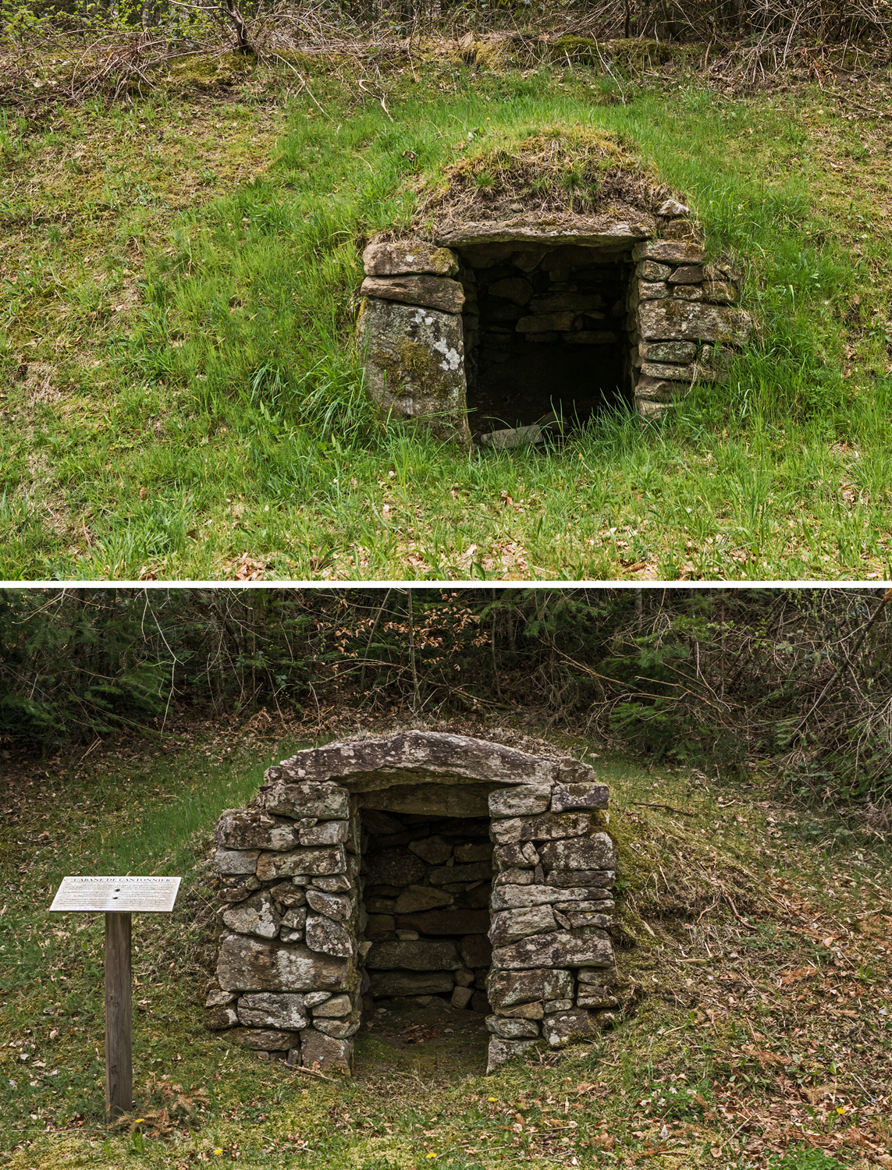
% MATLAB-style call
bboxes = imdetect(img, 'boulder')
[313,874,353,893]
[486,1016,540,1039]
[298,820,349,846]
[549,784,609,813]
[639,299,752,344]
[219,875,261,903]
[640,240,706,264]
[230,1028,300,1051]
[491,884,596,910]
[313,993,352,1018]
[546,869,614,889]
[306,889,354,922]
[260,783,349,820]
[491,811,597,845]
[494,842,539,869]
[542,1009,602,1049]
[638,339,698,363]
[314,1013,361,1038]
[301,1029,353,1073]
[215,848,260,875]
[486,1037,538,1072]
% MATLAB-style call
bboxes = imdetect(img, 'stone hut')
[357,201,752,446]
[207,731,618,1075]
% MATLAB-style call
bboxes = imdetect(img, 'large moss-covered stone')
[217,934,348,992]
[363,239,459,278]
[639,299,752,344]
[357,298,471,446]
[267,732,595,791]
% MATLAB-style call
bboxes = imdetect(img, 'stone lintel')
[433,214,654,248]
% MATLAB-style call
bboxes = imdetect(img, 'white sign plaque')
[50,876,181,914]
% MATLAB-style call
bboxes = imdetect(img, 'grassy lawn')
[1,716,891,1168]
[1,49,891,581]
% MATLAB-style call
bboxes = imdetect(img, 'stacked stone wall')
[207,733,619,1075]
[484,780,617,1071]
[356,202,752,439]
[208,782,361,1073]
[360,811,493,1011]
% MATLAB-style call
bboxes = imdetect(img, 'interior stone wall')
[356,202,752,445]
[207,732,618,1076]
[360,811,493,1012]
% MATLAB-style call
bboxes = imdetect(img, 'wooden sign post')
[50,875,180,1120]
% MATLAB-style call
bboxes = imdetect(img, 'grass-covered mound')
[1,54,890,580]
[1,718,890,1168]
[414,125,666,227]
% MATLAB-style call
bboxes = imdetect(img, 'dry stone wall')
[356,202,752,442]
[207,732,618,1075]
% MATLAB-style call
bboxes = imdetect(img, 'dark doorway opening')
[459,241,636,439]
[358,808,493,1016]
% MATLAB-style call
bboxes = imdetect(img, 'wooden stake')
[104,911,132,1120]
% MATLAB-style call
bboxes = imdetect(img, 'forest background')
[2,587,890,819]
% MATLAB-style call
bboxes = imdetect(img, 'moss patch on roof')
[415,124,675,230]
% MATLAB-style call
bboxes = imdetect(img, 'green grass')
[1,53,891,580]
[2,717,891,1168]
